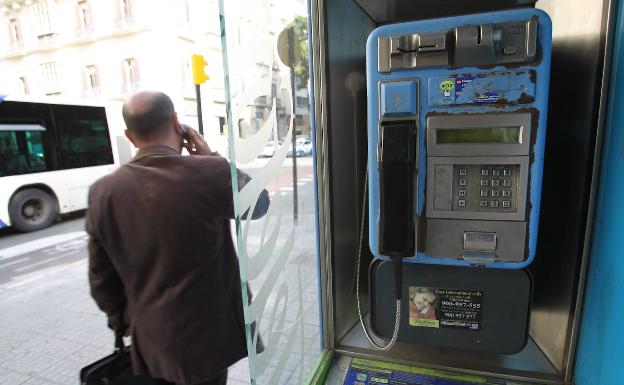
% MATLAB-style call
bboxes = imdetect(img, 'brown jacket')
[86,145,247,385]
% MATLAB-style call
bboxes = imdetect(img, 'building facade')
[0,0,227,147]
[0,0,311,152]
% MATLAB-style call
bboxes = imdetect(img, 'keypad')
[452,164,517,212]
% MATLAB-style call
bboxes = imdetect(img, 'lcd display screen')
[436,126,521,144]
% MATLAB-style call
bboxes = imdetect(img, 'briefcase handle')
[114,333,125,353]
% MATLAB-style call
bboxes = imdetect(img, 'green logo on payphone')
[439,79,455,104]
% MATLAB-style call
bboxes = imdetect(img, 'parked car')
[259,141,280,158]
[287,138,313,157]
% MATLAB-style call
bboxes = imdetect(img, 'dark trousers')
[152,370,228,385]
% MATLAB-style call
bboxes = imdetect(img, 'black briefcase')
[80,335,155,385]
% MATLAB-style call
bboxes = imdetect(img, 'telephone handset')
[378,121,416,258]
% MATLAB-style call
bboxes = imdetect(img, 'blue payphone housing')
[367,9,552,268]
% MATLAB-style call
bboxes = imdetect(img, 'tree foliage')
[290,16,309,89]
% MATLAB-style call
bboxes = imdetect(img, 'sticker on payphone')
[409,287,483,330]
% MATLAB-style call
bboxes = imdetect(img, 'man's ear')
[172,115,183,135]
[124,129,138,148]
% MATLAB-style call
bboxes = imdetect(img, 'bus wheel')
[9,189,58,232]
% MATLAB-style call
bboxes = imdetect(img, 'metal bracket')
[463,231,497,264]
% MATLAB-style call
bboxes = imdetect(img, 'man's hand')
[182,125,216,156]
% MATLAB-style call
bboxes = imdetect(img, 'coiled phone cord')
[356,163,401,351]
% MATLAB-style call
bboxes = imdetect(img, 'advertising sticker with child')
[409,287,483,330]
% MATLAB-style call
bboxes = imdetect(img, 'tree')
[290,16,309,90]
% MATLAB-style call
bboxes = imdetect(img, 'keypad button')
[502,190,511,197]
[459,179,467,186]
[491,190,500,197]
[492,169,500,176]
[490,200,499,208]
[480,200,488,207]
[458,199,466,207]
[459,169,467,176]
[480,179,488,186]
[458,189,466,197]
[480,189,488,197]
[491,180,500,187]
[481,168,489,176]
[503,180,512,187]
[502,200,511,208]
[504,169,512,176]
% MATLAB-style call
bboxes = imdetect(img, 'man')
[87,91,260,385]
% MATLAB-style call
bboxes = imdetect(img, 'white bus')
[0,96,132,232]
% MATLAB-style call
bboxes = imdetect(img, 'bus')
[0,96,132,232]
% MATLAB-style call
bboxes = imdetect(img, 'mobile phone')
[180,123,190,143]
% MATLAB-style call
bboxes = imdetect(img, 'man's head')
[122,91,184,151]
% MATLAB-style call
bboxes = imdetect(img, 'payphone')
[359,8,552,352]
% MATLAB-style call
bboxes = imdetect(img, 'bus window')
[54,105,113,169]
[0,130,47,176]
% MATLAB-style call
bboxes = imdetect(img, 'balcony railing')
[5,41,25,55]
[114,16,137,29]
[74,24,95,38]
[82,87,102,98]
[120,81,141,95]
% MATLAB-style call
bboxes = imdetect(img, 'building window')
[177,0,191,28]
[8,18,22,45]
[296,96,308,108]
[121,58,140,93]
[84,65,100,95]
[77,0,93,33]
[118,0,134,24]
[181,59,194,94]
[40,62,60,95]
[219,117,226,135]
[33,0,54,37]
[18,77,29,94]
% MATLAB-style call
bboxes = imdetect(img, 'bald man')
[87,91,259,385]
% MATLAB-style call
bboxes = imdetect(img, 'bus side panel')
[1,165,116,220]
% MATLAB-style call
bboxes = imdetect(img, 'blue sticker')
[0,219,7,228]
[0,94,6,103]
[343,358,509,385]
[428,71,535,107]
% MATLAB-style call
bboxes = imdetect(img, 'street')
[0,157,320,385]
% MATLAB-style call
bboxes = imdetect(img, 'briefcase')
[80,335,154,385]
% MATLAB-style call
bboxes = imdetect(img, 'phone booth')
[306,0,621,384]
[217,0,624,384]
